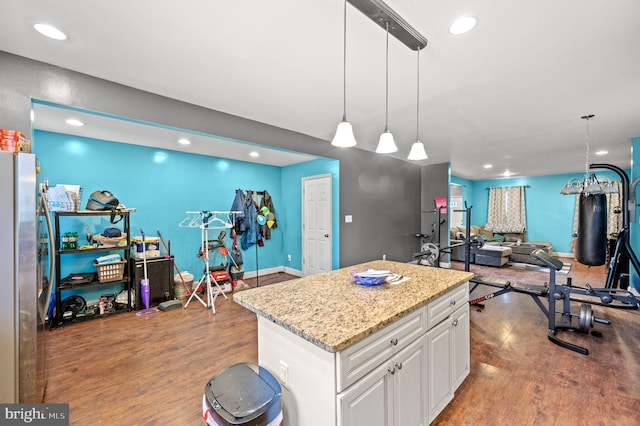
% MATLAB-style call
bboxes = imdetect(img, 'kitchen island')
[234,260,474,426]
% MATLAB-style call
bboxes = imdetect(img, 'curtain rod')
[485,185,530,190]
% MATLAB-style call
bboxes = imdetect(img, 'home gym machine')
[470,249,638,355]
[413,203,483,269]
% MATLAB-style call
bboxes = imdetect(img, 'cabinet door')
[426,319,453,423]
[393,335,428,426]
[452,304,470,389]
[338,360,393,426]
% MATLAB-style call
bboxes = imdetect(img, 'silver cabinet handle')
[450,299,456,306]
[388,365,396,375]
[395,362,403,370]
[452,319,458,327]
[390,338,398,346]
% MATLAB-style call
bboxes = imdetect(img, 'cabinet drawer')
[427,282,469,329]
[337,307,426,393]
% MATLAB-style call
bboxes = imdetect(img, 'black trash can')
[203,362,283,426]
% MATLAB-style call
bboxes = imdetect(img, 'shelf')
[59,245,128,255]
[54,208,136,217]
[53,210,133,327]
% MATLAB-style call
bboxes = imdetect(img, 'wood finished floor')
[44,263,640,425]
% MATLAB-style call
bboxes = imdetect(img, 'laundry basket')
[94,260,126,283]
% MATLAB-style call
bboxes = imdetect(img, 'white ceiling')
[2,0,639,179]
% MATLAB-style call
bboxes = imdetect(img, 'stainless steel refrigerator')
[0,151,54,403]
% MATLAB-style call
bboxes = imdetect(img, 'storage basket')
[94,260,126,283]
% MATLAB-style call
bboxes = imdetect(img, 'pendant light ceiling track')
[348,0,428,51]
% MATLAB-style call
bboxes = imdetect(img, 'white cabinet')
[256,282,470,426]
[427,318,453,422]
[338,335,427,426]
[427,301,470,422]
[452,304,470,389]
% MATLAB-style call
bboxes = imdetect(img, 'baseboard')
[243,265,302,279]
[552,252,573,258]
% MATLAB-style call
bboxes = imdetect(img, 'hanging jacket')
[230,189,248,232]
[259,190,277,240]
[240,194,262,250]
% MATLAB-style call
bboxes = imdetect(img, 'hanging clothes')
[230,189,248,233]
[259,190,277,240]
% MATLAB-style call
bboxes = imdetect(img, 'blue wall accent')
[631,137,640,290]
[281,159,340,271]
[452,170,627,254]
[34,130,337,300]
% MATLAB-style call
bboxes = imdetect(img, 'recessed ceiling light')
[177,138,191,145]
[65,118,84,127]
[33,23,67,40]
[249,151,260,158]
[449,16,477,35]
[503,170,513,177]
[595,150,608,156]
[483,164,493,169]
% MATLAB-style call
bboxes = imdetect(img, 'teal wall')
[452,170,627,254]
[34,130,338,301]
[281,159,340,271]
[631,137,640,290]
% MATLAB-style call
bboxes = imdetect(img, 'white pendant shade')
[376,130,398,153]
[331,119,357,148]
[407,140,428,160]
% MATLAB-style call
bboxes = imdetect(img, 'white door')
[302,174,332,276]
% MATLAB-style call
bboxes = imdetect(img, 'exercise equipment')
[470,249,638,355]
[576,192,607,266]
[413,204,482,269]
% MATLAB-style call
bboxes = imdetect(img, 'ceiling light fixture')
[595,150,608,156]
[449,16,477,35]
[177,138,191,145]
[483,164,493,169]
[33,23,67,40]
[249,151,260,158]
[331,0,357,148]
[560,115,618,196]
[376,21,398,154]
[407,47,427,160]
[65,118,84,127]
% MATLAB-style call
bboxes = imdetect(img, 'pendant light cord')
[582,114,594,179]
[416,47,420,139]
[342,0,347,120]
[385,21,390,131]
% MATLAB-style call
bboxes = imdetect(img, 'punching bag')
[576,193,607,266]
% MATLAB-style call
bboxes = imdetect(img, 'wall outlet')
[287,254,292,261]
[279,360,289,388]
[382,254,386,260]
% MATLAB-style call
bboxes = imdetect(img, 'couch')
[449,225,552,267]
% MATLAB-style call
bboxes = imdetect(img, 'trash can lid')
[205,362,281,424]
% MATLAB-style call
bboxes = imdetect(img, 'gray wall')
[0,51,431,267]
[420,162,451,250]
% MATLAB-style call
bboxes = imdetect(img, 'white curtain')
[485,186,526,233]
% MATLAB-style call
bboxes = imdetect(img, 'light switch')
[345,215,353,223]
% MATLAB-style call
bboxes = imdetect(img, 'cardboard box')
[0,129,31,152]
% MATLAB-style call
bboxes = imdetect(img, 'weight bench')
[469,275,549,313]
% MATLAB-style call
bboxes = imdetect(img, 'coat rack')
[234,189,268,287]
[180,210,240,314]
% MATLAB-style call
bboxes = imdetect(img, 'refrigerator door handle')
[39,196,55,322]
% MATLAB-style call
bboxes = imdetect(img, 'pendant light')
[407,47,428,160]
[376,21,398,154]
[331,0,357,148]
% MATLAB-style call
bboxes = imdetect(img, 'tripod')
[183,211,230,314]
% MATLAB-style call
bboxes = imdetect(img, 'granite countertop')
[233,260,474,353]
